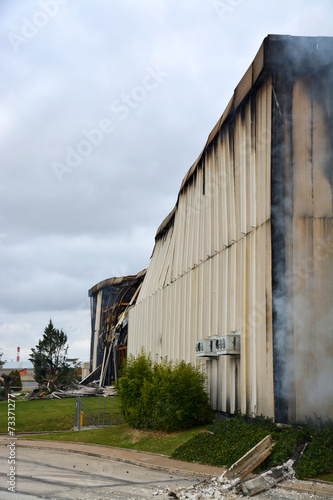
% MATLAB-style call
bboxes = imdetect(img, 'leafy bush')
[172,413,333,479]
[117,350,214,432]
[172,414,274,467]
[295,423,333,479]
[9,370,22,390]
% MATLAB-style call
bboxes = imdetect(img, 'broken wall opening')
[87,270,146,386]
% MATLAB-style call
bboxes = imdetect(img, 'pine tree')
[29,319,72,391]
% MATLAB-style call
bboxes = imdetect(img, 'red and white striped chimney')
[17,347,20,362]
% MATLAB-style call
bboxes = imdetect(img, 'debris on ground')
[172,472,332,499]
[237,458,296,496]
[236,444,307,496]
[27,382,117,399]
[170,440,313,499]
[279,478,333,498]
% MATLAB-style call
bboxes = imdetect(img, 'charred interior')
[86,270,146,385]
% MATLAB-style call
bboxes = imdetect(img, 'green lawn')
[1,396,332,481]
[23,424,208,456]
[0,396,122,432]
[0,396,207,456]
[316,473,333,482]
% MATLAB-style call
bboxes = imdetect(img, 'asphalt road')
[0,446,198,499]
[1,444,332,500]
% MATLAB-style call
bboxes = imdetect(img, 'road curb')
[16,439,222,478]
[280,480,333,498]
[16,439,333,497]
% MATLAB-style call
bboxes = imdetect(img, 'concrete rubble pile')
[170,475,239,500]
[165,439,308,499]
[167,459,297,499]
[238,458,296,496]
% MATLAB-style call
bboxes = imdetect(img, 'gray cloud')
[1,0,332,363]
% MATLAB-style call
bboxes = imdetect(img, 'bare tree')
[0,373,16,398]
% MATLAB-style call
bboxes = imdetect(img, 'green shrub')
[295,424,333,479]
[172,414,333,479]
[117,351,154,429]
[9,370,22,391]
[172,414,274,467]
[117,350,214,432]
[267,426,310,470]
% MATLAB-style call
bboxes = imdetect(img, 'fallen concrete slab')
[238,444,308,496]
[239,460,295,496]
[219,434,274,483]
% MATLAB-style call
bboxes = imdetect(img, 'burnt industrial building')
[90,35,333,424]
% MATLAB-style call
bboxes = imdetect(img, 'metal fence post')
[77,396,81,431]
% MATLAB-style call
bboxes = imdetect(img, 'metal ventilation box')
[215,333,240,355]
[195,338,218,357]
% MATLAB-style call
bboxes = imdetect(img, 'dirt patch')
[128,428,171,444]
[128,428,151,444]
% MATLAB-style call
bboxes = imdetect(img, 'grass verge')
[22,424,208,456]
[0,396,207,456]
[316,473,333,482]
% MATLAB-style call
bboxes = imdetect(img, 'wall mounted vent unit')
[215,333,240,355]
[195,338,218,357]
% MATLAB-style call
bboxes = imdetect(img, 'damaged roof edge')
[155,34,333,241]
[155,205,177,239]
[88,269,146,297]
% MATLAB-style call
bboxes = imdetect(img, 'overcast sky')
[1,0,332,365]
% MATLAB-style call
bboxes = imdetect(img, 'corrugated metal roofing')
[88,269,146,297]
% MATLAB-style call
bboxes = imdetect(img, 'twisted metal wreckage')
[84,270,146,386]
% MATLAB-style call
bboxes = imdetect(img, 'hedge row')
[172,414,333,479]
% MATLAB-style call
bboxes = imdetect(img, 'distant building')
[81,362,90,381]
[1,363,38,390]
